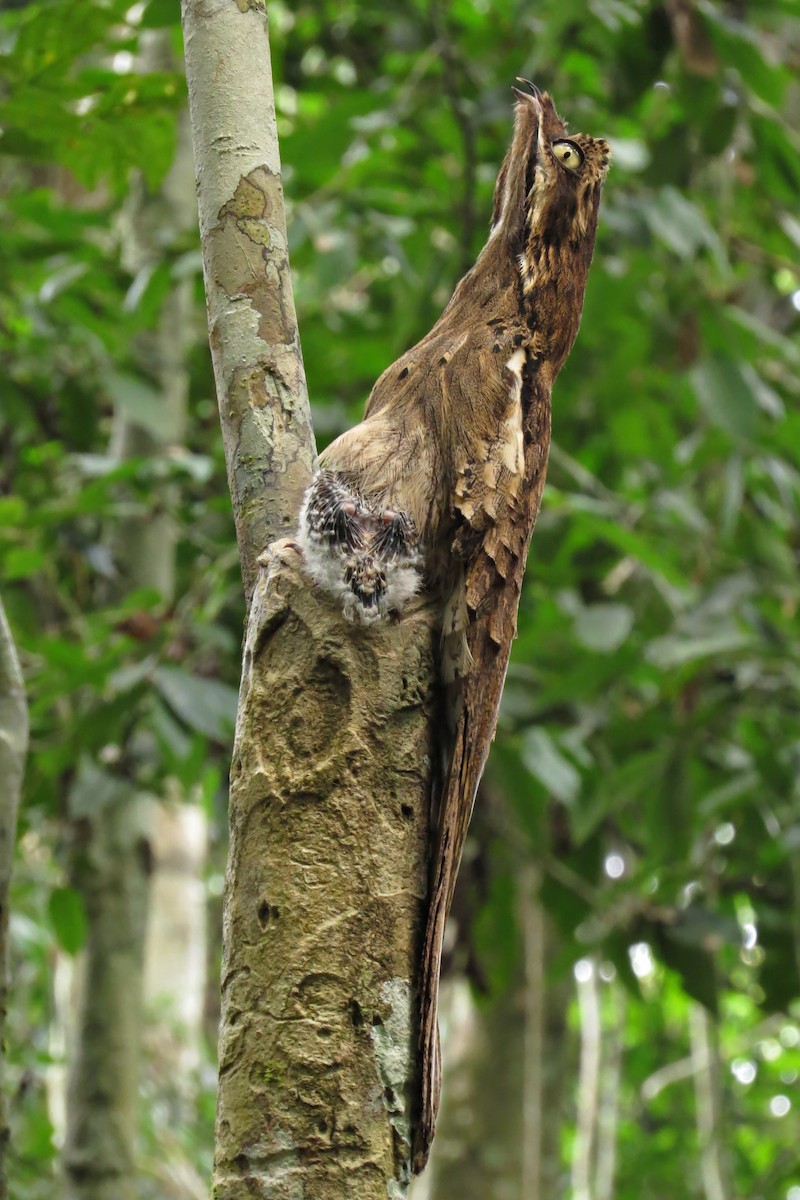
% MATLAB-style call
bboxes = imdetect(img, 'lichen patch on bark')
[371,977,415,1196]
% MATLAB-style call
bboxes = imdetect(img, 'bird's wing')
[412,367,552,1174]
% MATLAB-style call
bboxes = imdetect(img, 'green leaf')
[48,887,88,956]
[0,496,27,524]
[704,12,791,107]
[521,728,581,806]
[104,372,175,440]
[646,627,750,669]
[690,354,760,441]
[574,602,634,653]
[3,546,46,580]
[645,188,726,269]
[154,667,237,741]
[69,760,134,820]
[140,0,180,28]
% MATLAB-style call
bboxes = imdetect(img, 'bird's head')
[490,82,610,290]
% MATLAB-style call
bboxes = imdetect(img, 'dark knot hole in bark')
[257,900,280,930]
[349,999,364,1027]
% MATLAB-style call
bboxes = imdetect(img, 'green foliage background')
[2,0,799,1196]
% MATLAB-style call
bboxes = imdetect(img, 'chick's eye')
[552,140,583,171]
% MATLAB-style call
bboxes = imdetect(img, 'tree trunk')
[213,543,435,1198]
[182,5,438,1195]
[0,597,28,1200]
[571,959,625,1200]
[64,33,197,1198]
[181,0,316,598]
[690,1003,731,1200]
[144,801,208,1083]
[417,867,570,1200]
[571,959,601,1200]
[595,982,624,1200]
[63,795,151,1200]
[521,865,545,1200]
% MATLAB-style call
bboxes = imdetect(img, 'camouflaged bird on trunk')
[299,82,610,1173]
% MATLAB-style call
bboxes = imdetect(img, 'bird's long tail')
[412,630,510,1173]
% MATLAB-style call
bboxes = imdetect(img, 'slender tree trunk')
[181,4,437,1195]
[181,0,315,600]
[572,959,601,1200]
[418,867,569,1200]
[523,870,571,1200]
[540,947,571,1200]
[415,973,526,1199]
[0,597,28,1200]
[144,802,208,1082]
[521,865,545,1200]
[595,982,624,1200]
[117,44,211,1104]
[63,797,151,1200]
[689,1003,731,1200]
[570,960,625,1200]
[64,35,197,1199]
[143,801,209,1200]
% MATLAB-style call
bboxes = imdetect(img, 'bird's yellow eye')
[552,140,583,171]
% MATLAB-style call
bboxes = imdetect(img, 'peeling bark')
[0,597,28,1200]
[213,543,435,1200]
[181,0,316,602]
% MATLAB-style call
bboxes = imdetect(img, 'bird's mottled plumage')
[298,84,609,1172]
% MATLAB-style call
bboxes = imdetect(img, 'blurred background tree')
[1,0,799,1197]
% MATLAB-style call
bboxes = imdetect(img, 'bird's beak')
[515,77,542,99]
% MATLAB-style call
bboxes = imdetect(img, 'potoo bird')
[298,83,609,1172]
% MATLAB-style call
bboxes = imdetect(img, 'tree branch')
[181,0,316,604]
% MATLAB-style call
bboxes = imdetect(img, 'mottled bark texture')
[0,598,28,1200]
[181,0,316,603]
[213,543,435,1200]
